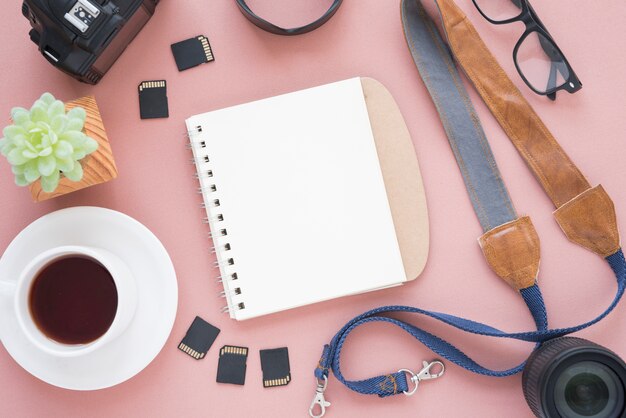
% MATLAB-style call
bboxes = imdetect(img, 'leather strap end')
[479,217,540,290]
[554,185,621,258]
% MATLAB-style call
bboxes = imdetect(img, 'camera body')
[22,0,158,84]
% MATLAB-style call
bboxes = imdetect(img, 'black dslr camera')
[22,0,158,84]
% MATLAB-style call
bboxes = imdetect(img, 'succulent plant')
[0,93,98,193]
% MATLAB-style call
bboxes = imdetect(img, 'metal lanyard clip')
[309,375,331,418]
[399,360,445,396]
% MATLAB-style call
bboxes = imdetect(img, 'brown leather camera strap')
[435,0,619,257]
[435,0,589,209]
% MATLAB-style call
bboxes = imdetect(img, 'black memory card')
[178,316,220,360]
[171,35,215,72]
[260,347,291,388]
[216,345,248,385]
[138,80,169,119]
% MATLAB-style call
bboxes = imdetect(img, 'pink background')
[1,1,626,417]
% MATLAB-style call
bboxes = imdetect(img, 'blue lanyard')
[314,253,624,390]
[310,0,625,414]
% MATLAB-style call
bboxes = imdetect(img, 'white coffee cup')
[0,245,137,357]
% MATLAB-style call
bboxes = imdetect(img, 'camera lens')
[523,337,626,418]
[555,361,621,417]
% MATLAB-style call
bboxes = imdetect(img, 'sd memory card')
[138,80,169,119]
[260,347,291,388]
[171,35,215,72]
[216,345,248,385]
[178,316,220,360]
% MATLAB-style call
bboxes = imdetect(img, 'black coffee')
[29,256,118,345]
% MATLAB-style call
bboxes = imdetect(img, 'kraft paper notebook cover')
[186,77,428,320]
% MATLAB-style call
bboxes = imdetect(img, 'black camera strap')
[309,0,624,415]
[235,0,343,36]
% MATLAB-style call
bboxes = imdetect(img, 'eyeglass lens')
[516,31,570,94]
[473,0,523,22]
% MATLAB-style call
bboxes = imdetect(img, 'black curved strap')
[235,0,343,36]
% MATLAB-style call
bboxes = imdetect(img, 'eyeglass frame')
[471,0,582,100]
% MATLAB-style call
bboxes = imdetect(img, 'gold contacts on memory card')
[221,346,248,356]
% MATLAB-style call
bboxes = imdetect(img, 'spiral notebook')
[186,78,408,320]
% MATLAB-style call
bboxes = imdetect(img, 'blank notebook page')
[186,78,406,320]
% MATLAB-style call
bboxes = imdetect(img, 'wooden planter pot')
[28,96,118,202]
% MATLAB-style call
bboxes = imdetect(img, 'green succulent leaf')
[11,164,24,175]
[11,134,26,148]
[3,125,26,139]
[11,107,28,119]
[40,170,60,192]
[40,93,55,105]
[48,100,65,119]
[66,117,84,132]
[57,157,75,173]
[30,105,48,123]
[34,121,50,131]
[3,138,18,152]
[40,134,51,149]
[83,136,99,154]
[51,115,68,133]
[67,107,86,120]
[24,160,40,183]
[11,108,30,126]
[15,173,29,187]
[64,161,83,182]
[54,140,73,158]
[38,146,53,157]
[37,154,56,176]
[7,148,28,165]
[22,149,38,159]
[72,150,86,160]
[61,131,86,147]
[23,139,36,153]
[1,144,13,157]
[49,130,58,145]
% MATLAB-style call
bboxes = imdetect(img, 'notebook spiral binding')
[187,126,246,316]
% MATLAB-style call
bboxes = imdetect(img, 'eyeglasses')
[471,0,582,100]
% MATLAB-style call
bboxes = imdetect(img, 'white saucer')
[0,207,178,390]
